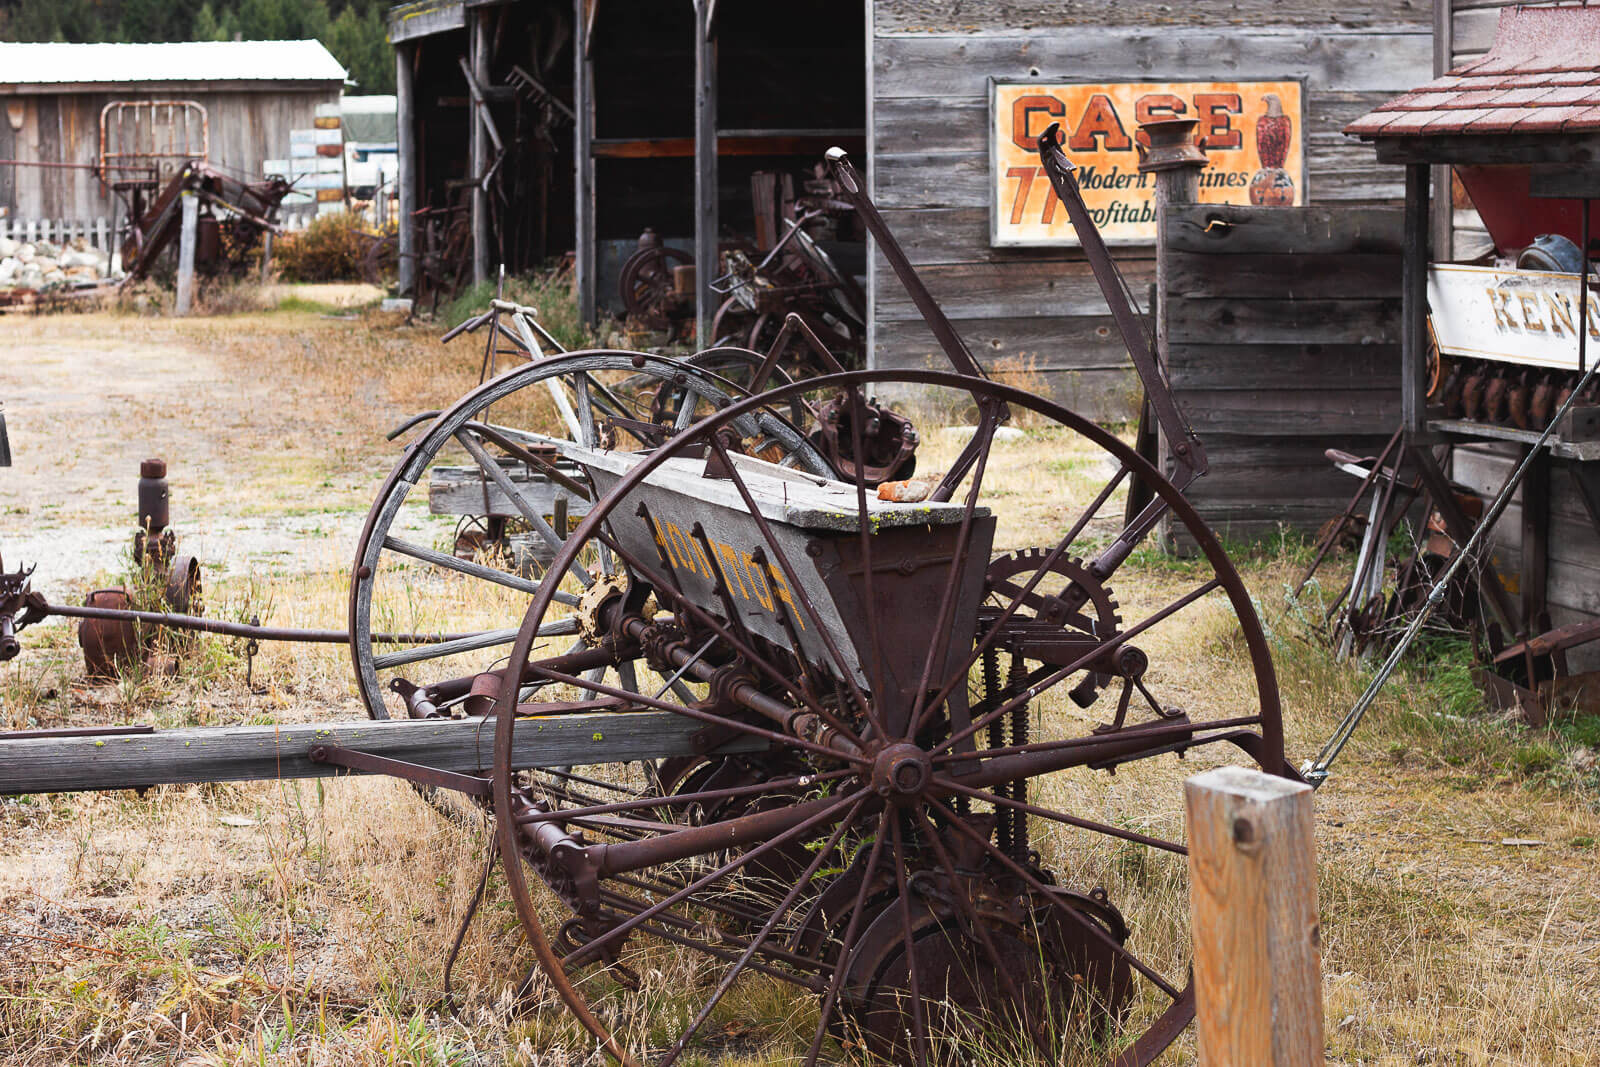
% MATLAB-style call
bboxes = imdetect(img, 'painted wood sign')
[1429,263,1600,371]
[989,79,1306,246]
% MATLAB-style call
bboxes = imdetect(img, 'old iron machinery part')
[809,391,919,487]
[0,557,45,663]
[349,349,837,723]
[835,862,1133,1062]
[1434,354,1599,430]
[576,573,630,647]
[619,229,694,332]
[489,368,1287,1067]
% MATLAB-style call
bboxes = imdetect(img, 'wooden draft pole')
[1186,766,1324,1066]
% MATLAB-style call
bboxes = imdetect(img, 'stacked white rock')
[0,233,113,293]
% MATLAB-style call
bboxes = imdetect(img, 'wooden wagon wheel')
[348,351,833,723]
[491,370,1288,1066]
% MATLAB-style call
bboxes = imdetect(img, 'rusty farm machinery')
[0,131,1293,1065]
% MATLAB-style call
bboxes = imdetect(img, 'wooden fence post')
[174,189,198,316]
[1186,765,1323,1066]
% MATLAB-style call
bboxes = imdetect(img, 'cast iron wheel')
[620,243,692,329]
[490,370,1289,1066]
[349,351,833,723]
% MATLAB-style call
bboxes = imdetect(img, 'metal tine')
[659,795,868,1067]
[936,775,1186,854]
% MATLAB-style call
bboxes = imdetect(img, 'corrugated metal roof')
[0,40,347,87]
[1347,6,1600,138]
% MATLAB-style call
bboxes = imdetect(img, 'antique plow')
[3,130,1289,1066]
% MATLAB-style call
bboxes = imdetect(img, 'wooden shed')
[0,41,345,248]
[1345,2,1600,665]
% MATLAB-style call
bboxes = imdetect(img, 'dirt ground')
[1,299,1597,1066]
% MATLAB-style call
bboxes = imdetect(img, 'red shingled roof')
[1346,4,1600,138]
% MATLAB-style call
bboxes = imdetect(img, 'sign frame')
[987,77,1309,249]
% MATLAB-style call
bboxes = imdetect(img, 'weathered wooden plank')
[875,258,1154,321]
[1167,344,1399,390]
[876,314,1135,371]
[1168,252,1399,300]
[0,712,764,797]
[874,0,1428,33]
[1163,205,1405,255]
[1178,387,1401,435]
[1452,5,1505,55]
[1168,296,1402,346]
[872,30,1432,99]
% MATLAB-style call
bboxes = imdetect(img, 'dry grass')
[2,288,1598,1065]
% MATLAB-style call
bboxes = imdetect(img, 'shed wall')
[0,88,338,230]
[868,6,1431,420]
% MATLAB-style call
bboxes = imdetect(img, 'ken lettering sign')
[989,80,1305,247]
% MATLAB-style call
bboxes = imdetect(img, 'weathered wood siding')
[0,88,338,231]
[869,7,1431,420]
[1162,203,1403,541]
[1442,0,1517,257]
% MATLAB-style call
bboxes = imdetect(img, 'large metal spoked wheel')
[491,370,1289,1067]
[348,350,833,723]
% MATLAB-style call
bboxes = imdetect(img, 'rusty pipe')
[44,601,480,646]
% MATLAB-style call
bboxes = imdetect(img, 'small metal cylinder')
[137,457,169,533]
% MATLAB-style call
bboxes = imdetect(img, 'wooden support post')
[574,0,596,326]
[396,41,416,297]
[1430,0,1454,262]
[1519,446,1550,632]
[174,188,197,316]
[259,230,273,284]
[1186,766,1323,1067]
[470,11,492,287]
[693,0,718,349]
[1402,163,1431,437]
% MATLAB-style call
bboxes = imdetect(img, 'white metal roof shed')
[0,40,346,92]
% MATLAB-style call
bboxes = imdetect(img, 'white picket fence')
[0,216,115,252]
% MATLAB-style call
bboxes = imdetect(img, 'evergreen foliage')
[0,0,395,94]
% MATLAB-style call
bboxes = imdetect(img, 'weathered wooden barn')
[0,41,345,247]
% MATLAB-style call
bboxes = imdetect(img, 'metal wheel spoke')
[845,387,890,712]
[454,429,594,588]
[804,806,891,1067]
[660,795,867,1067]
[890,816,932,1064]
[934,715,1261,767]
[907,415,996,738]
[379,535,580,605]
[934,775,1187,855]
[927,797,1182,1002]
[559,791,858,969]
[708,435,879,731]
[933,577,1222,759]
[371,618,577,670]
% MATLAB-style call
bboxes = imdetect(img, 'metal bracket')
[308,745,491,797]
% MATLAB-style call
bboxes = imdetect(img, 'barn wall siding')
[868,13,1431,422]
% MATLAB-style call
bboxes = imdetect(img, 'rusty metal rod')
[42,602,480,646]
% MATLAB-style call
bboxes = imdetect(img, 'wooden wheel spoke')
[380,534,580,606]
[454,429,594,588]
[371,618,577,670]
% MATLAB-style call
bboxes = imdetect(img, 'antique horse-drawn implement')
[2,130,1289,1065]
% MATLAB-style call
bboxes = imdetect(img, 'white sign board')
[1429,263,1599,372]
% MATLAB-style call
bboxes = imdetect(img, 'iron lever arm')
[1035,124,1206,482]
[824,148,988,381]
[309,744,491,796]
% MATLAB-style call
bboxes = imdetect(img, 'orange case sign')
[989,80,1305,246]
